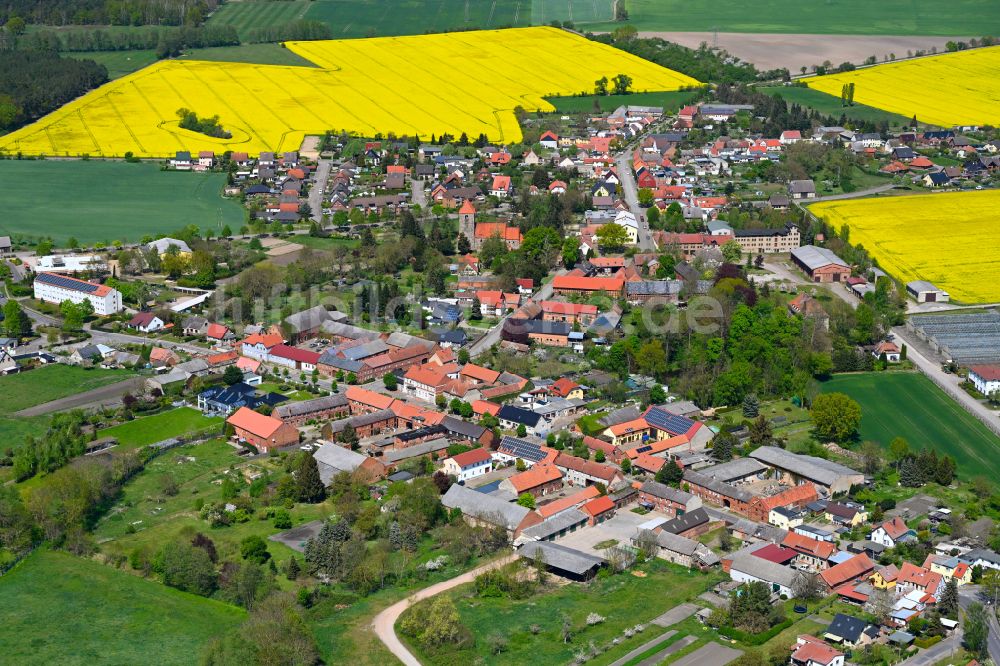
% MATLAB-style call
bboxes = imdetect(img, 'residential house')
[312,440,386,484]
[500,464,563,498]
[791,635,844,666]
[870,517,917,548]
[788,180,816,199]
[824,613,878,648]
[442,447,493,483]
[128,312,165,333]
[226,407,299,451]
[820,554,875,591]
[969,365,1000,397]
[638,481,702,517]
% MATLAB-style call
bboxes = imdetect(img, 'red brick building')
[227,407,299,451]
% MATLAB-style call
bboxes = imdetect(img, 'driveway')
[806,183,897,202]
[371,554,517,666]
[410,178,427,209]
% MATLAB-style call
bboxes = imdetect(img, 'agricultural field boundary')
[0,27,698,158]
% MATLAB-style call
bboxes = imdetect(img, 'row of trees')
[0,0,222,26]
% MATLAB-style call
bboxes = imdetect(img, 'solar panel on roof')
[38,273,101,293]
[635,445,652,454]
[645,407,694,435]
[499,435,544,461]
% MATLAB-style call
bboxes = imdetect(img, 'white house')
[791,635,844,666]
[969,365,1000,397]
[872,341,901,363]
[870,517,917,548]
[613,210,639,244]
[33,272,122,315]
[442,447,493,483]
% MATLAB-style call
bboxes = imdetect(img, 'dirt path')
[14,377,146,417]
[371,554,517,666]
[637,32,967,72]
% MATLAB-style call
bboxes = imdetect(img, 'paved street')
[615,150,656,251]
[809,183,898,202]
[410,177,427,209]
[309,158,332,222]
[467,269,565,357]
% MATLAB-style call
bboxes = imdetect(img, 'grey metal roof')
[626,280,683,296]
[790,245,849,271]
[788,179,816,193]
[341,339,389,360]
[520,509,588,541]
[599,405,641,428]
[684,470,753,502]
[750,446,861,487]
[519,541,604,575]
[325,407,395,433]
[730,551,798,588]
[320,320,382,341]
[699,458,768,483]
[639,480,694,504]
[313,440,367,483]
[661,507,710,534]
[274,394,348,419]
[652,529,699,556]
[441,484,530,531]
[284,305,333,333]
[383,437,449,463]
[316,353,363,372]
[441,415,486,439]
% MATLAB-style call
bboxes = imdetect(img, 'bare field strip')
[637,32,968,72]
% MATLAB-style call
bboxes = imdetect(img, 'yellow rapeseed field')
[810,190,1000,304]
[805,46,1000,127]
[0,27,699,158]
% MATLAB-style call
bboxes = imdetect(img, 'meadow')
[761,86,913,127]
[0,161,244,243]
[97,407,224,448]
[207,0,311,40]
[821,372,1000,480]
[0,365,131,414]
[0,550,245,665]
[0,27,699,157]
[804,46,1000,127]
[587,0,1000,35]
[810,190,1000,304]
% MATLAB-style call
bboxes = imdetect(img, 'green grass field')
[181,43,317,66]
[546,89,698,113]
[97,407,224,448]
[0,550,244,665]
[406,559,721,665]
[207,0,312,40]
[762,86,915,127]
[0,365,131,414]
[0,161,244,244]
[67,50,159,78]
[821,372,1000,480]
[587,0,1000,35]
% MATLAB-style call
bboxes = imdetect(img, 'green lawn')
[67,50,159,78]
[762,86,915,127]
[0,365,131,415]
[97,407,224,448]
[0,550,244,665]
[821,372,1000,480]
[405,559,721,665]
[0,161,244,244]
[546,90,699,114]
[293,235,361,251]
[180,43,317,67]
[585,0,1000,35]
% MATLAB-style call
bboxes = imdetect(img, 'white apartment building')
[33,272,122,315]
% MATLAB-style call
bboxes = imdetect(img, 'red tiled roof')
[607,417,649,437]
[474,223,522,242]
[552,275,624,292]
[460,363,500,384]
[971,365,1000,381]
[508,464,562,493]
[450,447,492,468]
[206,323,229,339]
[879,516,912,540]
[783,531,836,560]
[792,636,843,666]
[227,406,286,438]
[752,543,798,564]
[269,344,321,364]
[459,199,476,215]
[821,553,874,589]
[471,400,501,416]
[538,486,601,518]
[345,386,395,410]
[243,332,284,349]
[752,483,818,511]
[581,495,615,517]
[554,453,620,483]
[540,301,598,315]
[207,350,239,366]
[404,364,450,388]
[550,377,580,397]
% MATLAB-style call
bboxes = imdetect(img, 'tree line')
[0,49,107,132]
[12,23,239,53]
[0,0,221,27]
